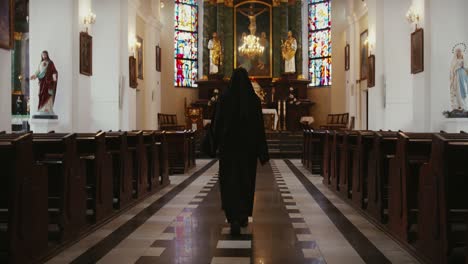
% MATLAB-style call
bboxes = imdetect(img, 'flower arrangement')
[207,88,219,106]
[288,86,301,105]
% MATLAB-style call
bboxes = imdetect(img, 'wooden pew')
[154,131,170,188]
[105,132,133,210]
[0,133,48,263]
[76,132,114,224]
[166,131,189,174]
[141,131,160,192]
[334,131,347,193]
[127,131,149,198]
[340,131,359,199]
[188,130,196,169]
[367,131,398,224]
[351,131,375,209]
[417,133,468,264]
[320,113,350,131]
[302,129,311,168]
[322,130,335,186]
[388,132,433,244]
[158,113,185,131]
[307,130,327,175]
[31,133,87,243]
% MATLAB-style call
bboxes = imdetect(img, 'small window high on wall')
[308,0,332,87]
[174,0,198,87]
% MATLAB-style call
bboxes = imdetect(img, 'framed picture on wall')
[129,56,137,88]
[137,36,143,80]
[79,32,93,76]
[360,30,369,80]
[368,55,375,88]
[0,0,14,50]
[345,44,350,71]
[411,28,424,74]
[156,45,161,72]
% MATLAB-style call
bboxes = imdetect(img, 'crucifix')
[238,4,267,35]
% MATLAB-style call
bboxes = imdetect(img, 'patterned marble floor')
[46,159,419,264]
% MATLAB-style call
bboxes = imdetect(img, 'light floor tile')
[289,213,302,218]
[156,233,175,240]
[216,240,252,249]
[292,223,308,228]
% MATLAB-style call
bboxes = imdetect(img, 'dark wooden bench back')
[418,133,468,264]
[158,113,185,130]
[0,133,48,263]
[105,132,133,209]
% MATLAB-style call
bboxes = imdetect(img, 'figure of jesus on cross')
[238,4,267,36]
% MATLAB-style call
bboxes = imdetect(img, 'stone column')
[223,2,233,78]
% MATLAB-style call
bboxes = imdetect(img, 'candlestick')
[283,100,287,130]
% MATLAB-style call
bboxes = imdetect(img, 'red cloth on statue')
[38,60,58,110]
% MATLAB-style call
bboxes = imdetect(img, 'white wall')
[29,0,75,132]
[86,0,122,131]
[0,50,11,132]
[341,0,467,132]
[382,0,413,130]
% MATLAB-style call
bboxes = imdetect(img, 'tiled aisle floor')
[46,160,419,264]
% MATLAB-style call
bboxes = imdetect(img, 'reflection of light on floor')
[174,214,193,258]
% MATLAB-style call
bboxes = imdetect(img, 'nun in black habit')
[212,67,269,235]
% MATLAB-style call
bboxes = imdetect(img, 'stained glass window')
[308,0,332,87]
[174,0,198,87]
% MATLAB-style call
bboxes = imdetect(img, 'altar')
[189,0,312,131]
[193,77,314,131]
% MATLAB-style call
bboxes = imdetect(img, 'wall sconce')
[160,1,165,8]
[406,7,420,30]
[83,9,96,32]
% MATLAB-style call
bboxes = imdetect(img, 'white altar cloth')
[262,109,279,130]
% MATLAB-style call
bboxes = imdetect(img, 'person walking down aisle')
[213,67,270,236]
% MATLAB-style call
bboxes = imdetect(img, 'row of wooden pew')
[303,130,468,264]
[0,130,196,264]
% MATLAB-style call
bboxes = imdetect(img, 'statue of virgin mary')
[449,47,468,111]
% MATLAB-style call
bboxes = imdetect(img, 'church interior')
[1,0,468,263]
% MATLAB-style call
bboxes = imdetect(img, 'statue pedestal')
[442,118,468,133]
[30,117,60,133]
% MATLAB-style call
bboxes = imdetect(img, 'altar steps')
[195,131,303,159]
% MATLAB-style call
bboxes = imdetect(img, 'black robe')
[212,68,269,222]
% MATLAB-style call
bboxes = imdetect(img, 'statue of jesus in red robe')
[31,50,58,115]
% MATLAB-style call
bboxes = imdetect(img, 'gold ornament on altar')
[251,79,266,103]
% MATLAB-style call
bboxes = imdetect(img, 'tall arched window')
[174,0,198,87]
[308,0,331,87]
